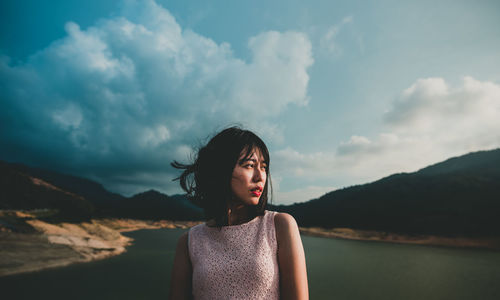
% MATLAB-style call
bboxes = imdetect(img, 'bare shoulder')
[169,231,192,299]
[179,231,189,242]
[176,231,189,250]
[173,231,191,269]
[274,212,297,226]
[273,212,309,299]
[274,212,299,236]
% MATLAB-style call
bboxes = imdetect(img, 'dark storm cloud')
[0,0,313,195]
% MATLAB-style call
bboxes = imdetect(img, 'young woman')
[169,126,308,300]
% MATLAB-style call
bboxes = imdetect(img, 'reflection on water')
[1,228,499,300]
[303,235,500,300]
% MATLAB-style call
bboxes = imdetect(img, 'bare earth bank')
[0,211,199,277]
[299,227,500,251]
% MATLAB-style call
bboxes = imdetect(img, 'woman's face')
[230,148,267,206]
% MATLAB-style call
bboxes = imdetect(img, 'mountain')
[0,160,202,221]
[112,190,203,220]
[5,162,125,207]
[0,161,94,221]
[271,149,500,237]
[2,148,499,236]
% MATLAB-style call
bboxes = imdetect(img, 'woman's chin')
[244,198,260,206]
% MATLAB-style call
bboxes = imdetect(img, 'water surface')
[1,228,499,299]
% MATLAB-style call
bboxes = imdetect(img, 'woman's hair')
[171,126,272,226]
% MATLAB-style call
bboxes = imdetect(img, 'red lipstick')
[250,186,263,197]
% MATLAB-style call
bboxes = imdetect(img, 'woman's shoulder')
[175,231,189,252]
[272,212,299,236]
[273,211,297,225]
[178,223,204,244]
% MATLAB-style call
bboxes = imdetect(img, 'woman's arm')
[169,232,192,300]
[275,212,309,300]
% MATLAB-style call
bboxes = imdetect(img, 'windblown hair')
[171,126,271,226]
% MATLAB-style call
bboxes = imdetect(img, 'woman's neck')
[227,203,252,226]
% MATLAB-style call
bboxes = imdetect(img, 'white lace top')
[188,210,279,300]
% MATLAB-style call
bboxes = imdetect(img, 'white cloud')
[385,76,500,150]
[140,125,171,148]
[271,76,500,202]
[235,31,313,114]
[0,0,313,196]
[273,147,333,177]
[320,15,353,56]
[273,184,336,205]
[337,135,372,155]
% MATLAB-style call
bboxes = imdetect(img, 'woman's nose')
[252,168,265,182]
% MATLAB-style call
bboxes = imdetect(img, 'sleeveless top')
[188,210,280,300]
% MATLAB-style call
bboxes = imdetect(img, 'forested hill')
[270,149,500,237]
[0,160,202,221]
[2,148,499,237]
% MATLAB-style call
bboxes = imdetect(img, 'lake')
[1,228,499,299]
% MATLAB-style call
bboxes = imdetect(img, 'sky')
[1,0,500,205]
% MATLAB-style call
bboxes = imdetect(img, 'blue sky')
[1,0,500,204]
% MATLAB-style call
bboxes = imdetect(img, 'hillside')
[109,189,203,220]
[0,161,94,221]
[0,160,202,222]
[272,149,500,237]
[2,149,500,238]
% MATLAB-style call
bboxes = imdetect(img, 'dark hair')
[171,126,272,226]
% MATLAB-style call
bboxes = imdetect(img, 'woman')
[169,126,308,299]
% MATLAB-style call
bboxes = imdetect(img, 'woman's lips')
[251,191,261,196]
[250,188,262,196]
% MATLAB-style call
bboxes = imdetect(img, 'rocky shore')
[0,210,199,277]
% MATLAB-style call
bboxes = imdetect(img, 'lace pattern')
[188,210,279,300]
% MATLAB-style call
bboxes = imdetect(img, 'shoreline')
[0,213,200,277]
[299,226,500,251]
[2,213,499,277]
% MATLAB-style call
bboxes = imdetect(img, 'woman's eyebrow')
[239,158,267,165]
[239,158,257,164]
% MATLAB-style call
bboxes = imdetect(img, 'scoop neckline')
[204,210,267,229]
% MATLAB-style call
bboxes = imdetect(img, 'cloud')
[384,76,500,152]
[273,147,336,177]
[319,16,353,56]
[272,182,336,205]
[0,0,313,196]
[271,76,500,196]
